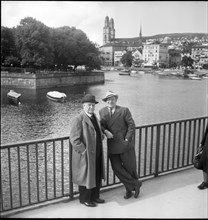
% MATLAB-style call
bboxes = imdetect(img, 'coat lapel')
[81,111,102,133]
[108,106,121,127]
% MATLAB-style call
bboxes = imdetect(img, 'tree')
[51,26,100,71]
[15,17,54,68]
[181,55,194,68]
[203,63,208,69]
[1,26,19,65]
[2,16,101,72]
[120,51,133,67]
[181,41,197,54]
[4,55,20,67]
[85,52,102,71]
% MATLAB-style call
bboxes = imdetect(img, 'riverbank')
[1,71,104,89]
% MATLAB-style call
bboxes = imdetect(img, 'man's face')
[106,96,117,108]
[83,102,95,115]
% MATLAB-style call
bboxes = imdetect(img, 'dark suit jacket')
[99,105,135,154]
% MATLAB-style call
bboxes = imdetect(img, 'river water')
[1,71,208,145]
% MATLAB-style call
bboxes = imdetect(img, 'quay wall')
[1,71,105,89]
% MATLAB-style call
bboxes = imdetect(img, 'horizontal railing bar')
[0,137,69,149]
[135,116,208,129]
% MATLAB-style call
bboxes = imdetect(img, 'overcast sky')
[1,1,208,46]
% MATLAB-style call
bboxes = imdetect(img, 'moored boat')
[46,91,67,102]
[189,76,201,80]
[119,69,130,75]
[7,90,21,105]
[130,70,138,76]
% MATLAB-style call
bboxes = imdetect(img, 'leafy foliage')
[202,63,208,69]
[181,41,197,54]
[15,17,54,67]
[1,26,19,65]
[181,55,194,68]
[120,51,133,67]
[1,16,101,71]
[51,26,100,71]
[4,55,20,66]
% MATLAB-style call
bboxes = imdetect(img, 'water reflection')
[1,71,207,145]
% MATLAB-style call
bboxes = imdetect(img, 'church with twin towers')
[100,16,143,66]
[103,16,142,45]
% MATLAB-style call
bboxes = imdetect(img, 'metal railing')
[0,116,207,215]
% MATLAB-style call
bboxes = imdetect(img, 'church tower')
[103,16,115,45]
[139,25,142,43]
[109,18,115,41]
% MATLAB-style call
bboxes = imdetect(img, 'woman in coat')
[197,124,208,189]
[70,94,105,207]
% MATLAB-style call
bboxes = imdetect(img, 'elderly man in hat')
[99,90,142,199]
[70,94,105,207]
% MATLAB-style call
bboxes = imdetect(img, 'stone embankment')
[1,71,104,89]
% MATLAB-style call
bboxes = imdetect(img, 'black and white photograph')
[1,1,208,218]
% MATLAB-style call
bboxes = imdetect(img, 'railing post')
[154,125,160,177]
[69,138,74,200]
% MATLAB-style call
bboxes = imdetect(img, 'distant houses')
[99,16,208,68]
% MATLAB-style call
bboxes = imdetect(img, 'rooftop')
[6,167,208,218]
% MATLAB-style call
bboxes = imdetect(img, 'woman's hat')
[102,90,118,102]
[82,94,98,104]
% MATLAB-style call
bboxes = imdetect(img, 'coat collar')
[80,111,101,130]
[81,111,93,127]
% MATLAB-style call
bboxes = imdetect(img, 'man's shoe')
[124,190,133,199]
[93,198,105,203]
[134,181,142,198]
[197,182,208,190]
[80,201,97,207]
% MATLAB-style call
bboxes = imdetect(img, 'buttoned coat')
[99,105,136,154]
[199,124,208,173]
[70,111,105,189]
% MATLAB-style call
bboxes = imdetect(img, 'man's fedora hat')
[102,90,118,102]
[82,94,98,104]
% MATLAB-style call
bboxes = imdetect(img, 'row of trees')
[1,17,102,72]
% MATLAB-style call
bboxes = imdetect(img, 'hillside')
[144,33,208,40]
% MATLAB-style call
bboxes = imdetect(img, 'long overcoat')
[70,111,105,189]
[99,105,135,154]
[199,124,208,173]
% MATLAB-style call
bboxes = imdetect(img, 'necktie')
[109,107,113,117]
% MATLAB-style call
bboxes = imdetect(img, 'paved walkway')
[6,168,208,218]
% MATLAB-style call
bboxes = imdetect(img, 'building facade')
[191,45,208,68]
[142,43,169,67]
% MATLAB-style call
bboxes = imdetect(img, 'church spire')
[139,24,142,38]
[139,24,142,44]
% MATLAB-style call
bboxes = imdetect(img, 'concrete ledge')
[1,71,105,89]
